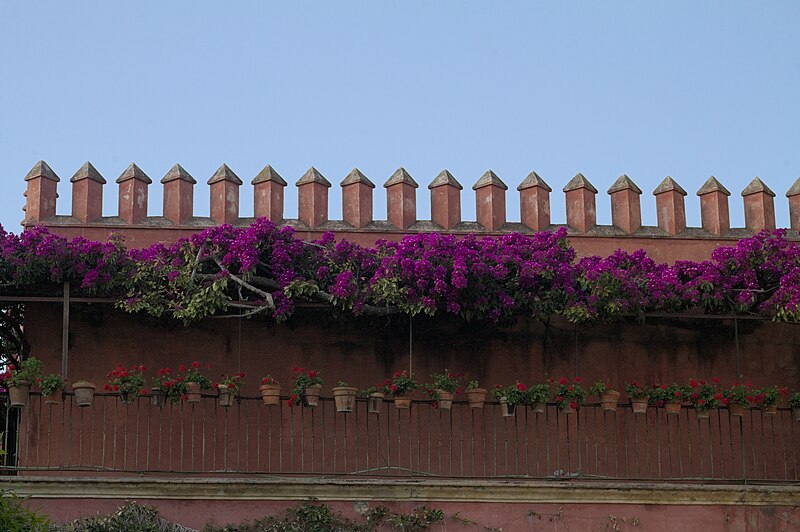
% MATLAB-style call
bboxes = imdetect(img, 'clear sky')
[1,1,798,233]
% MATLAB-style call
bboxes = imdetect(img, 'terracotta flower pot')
[394,396,412,409]
[218,385,236,407]
[43,390,62,406]
[332,386,358,413]
[466,388,487,409]
[728,403,746,417]
[151,387,166,407]
[665,402,681,415]
[600,390,621,412]
[368,392,384,414]
[500,398,515,417]
[8,382,31,408]
[530,402,546,414]
[695,408,712,419]
[436,390,454,410]
[303,384,322,407]
[186,381,202,403]
[259,383,281,406]
[631,398,648,414]
[762,404,778,415]
[72,381,96,407]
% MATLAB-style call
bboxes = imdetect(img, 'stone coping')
[2,477,798,506]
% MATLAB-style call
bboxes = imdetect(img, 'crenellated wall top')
[21,160,800,262]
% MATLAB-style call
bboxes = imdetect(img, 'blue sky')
[1,1,798,233]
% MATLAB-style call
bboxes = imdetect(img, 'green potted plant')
[332,381,358,413]
[465,380,487,409]
[491,382,529,417]
[589,379,620,412]
[753,385,787,415]
[388,370,417,409]
[104,364,147,404]
[528,382,550,413]
[789,392,800,422]
[723,382,752,417]
[151,367,185,406]
[362,382,390,414]
[288,368,323,407]
[625,381,649,414]
[259,375,281,406]
[216,373,245,407]
[181,362,212,403]
[6,357,43,408]
[552,377,586,414]
[426,370,463,410]
[687,378,722,419]
[649,383,688,415]
[40,373,66,405]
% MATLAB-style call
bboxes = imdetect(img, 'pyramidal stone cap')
[786,177,800,198]
[24,160,60,182]
[563,173,597,193]
[517,171,551,192]
[607,174,642,195]
[653,176,687,196]
[428,169,463,190]
[161,164,197,184]
[340,168,375,188]
[252,165,287,186]
[383,167,419,188]
[70,162,106,184]
[696,176,730,196]
[296,166,331,187]
[116,163,152,184]
[208,164,243,185]
[741,177,775,197]
[472,170,508,190]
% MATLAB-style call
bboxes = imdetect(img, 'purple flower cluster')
[2,220,800,325]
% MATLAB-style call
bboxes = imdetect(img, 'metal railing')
[2,392,798,483]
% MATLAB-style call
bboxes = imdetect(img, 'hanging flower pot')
[8,382,31,408]
[600,390,621,412]
[728,403,746,417]
[119,389,135,404]
[696,408,712,419]
[332,386,358,413]
[151,387,167,407]
[435,390,454,410]
[762,404,778,415]
[368,392,384,414]
[72,381,96,407]
[186,382,202,403]
[43,390,62,406]
[500,398,516,417]
[218,384,236,407]
[394,396,412,409]
[259,383,281,406]
[530,402,546,414]
[631,398,648,414]
[793,408,800,422]
[466,388,487,409]
[303,384,322,407]
[665,402,681,415]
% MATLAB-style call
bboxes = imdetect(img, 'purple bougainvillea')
[1,220,799,325]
